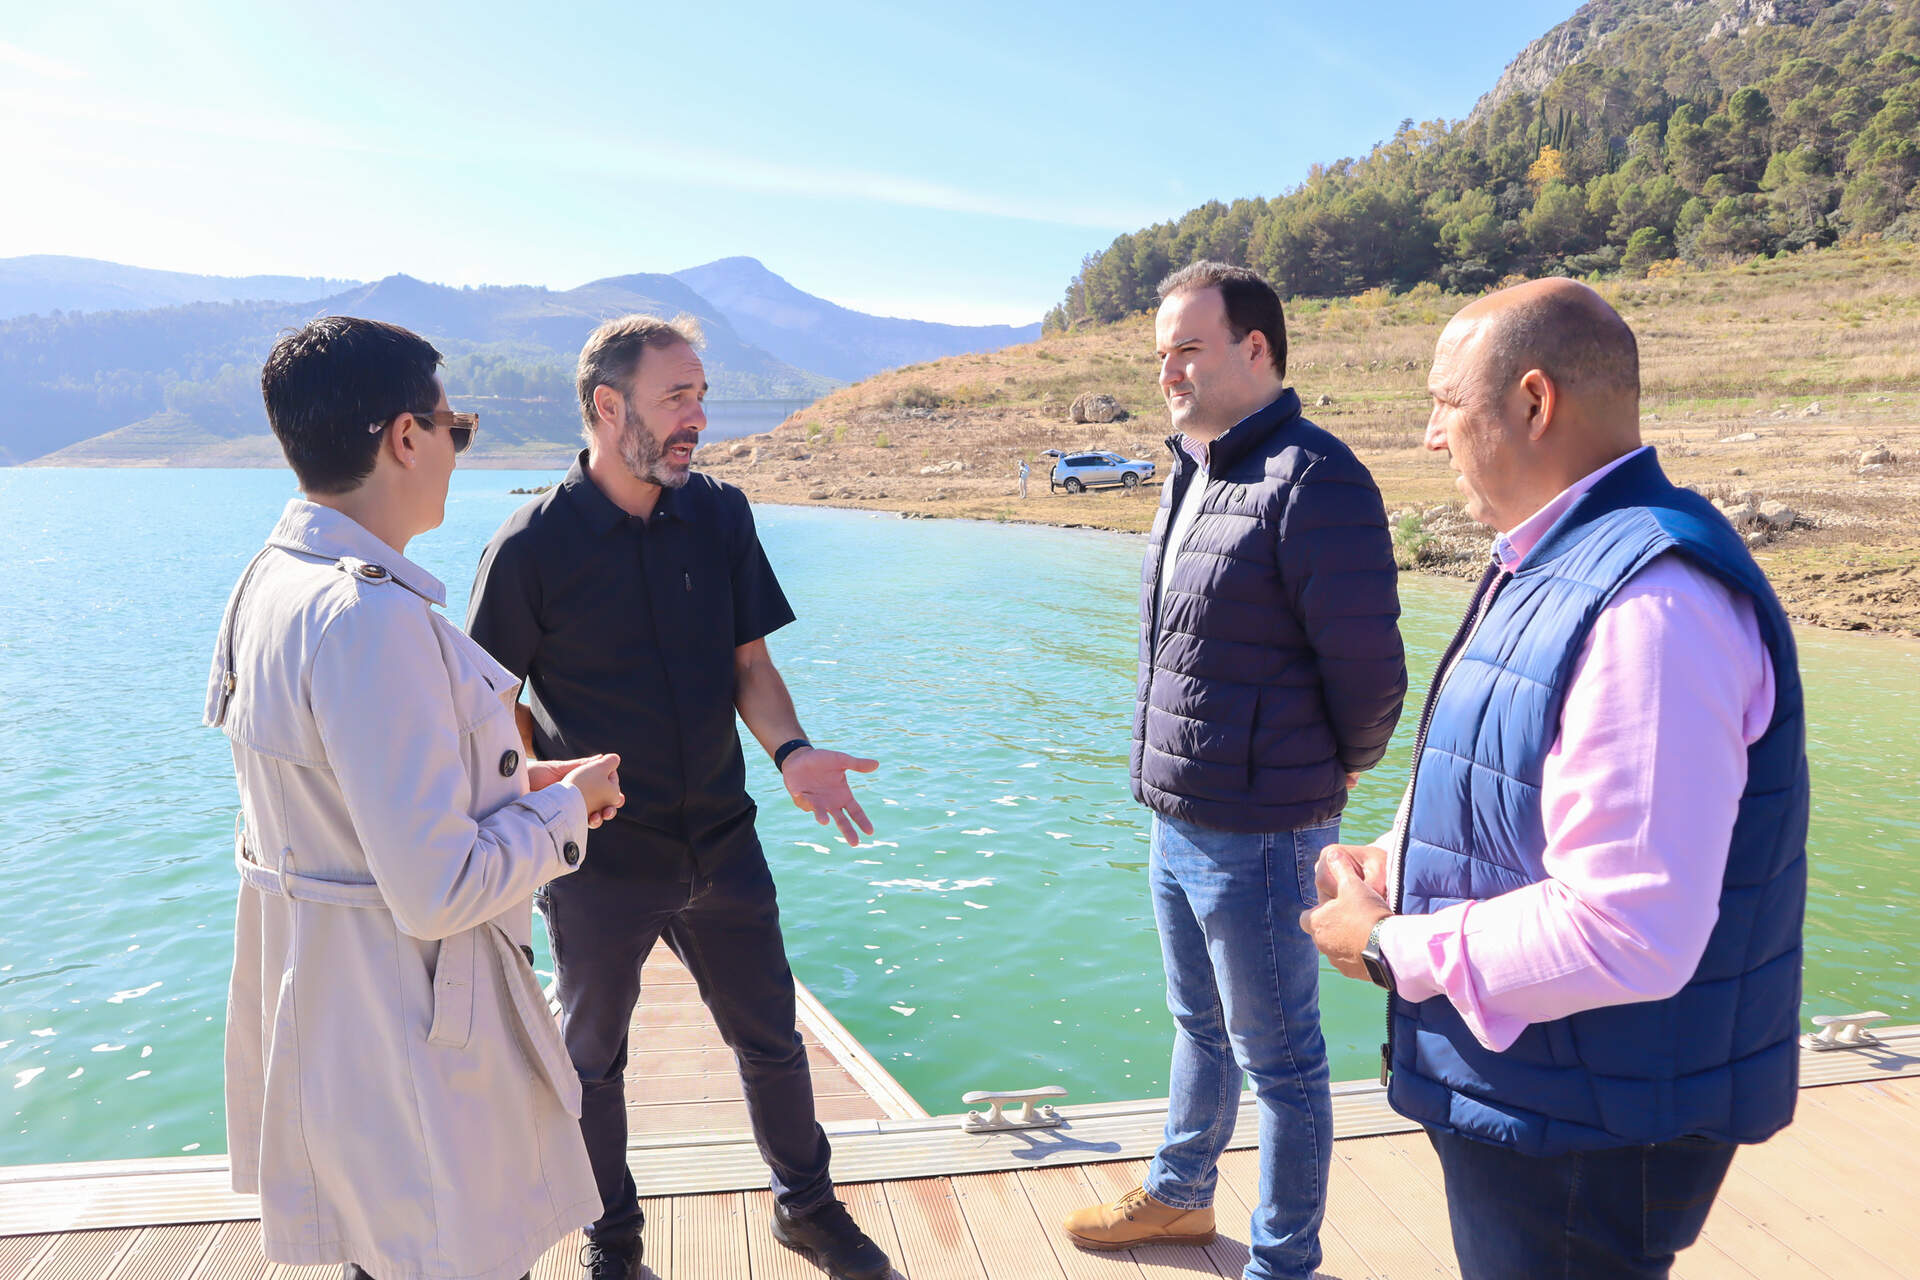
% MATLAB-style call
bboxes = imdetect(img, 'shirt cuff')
[514,781,589,874]
[1376,913,1448,1004]
[1379,905,1530,1053]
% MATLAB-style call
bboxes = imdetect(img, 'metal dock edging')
[4,1025,1914,1236]
[620,1076,1422,1195]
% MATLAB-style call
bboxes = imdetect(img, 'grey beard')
[618,412,691,489]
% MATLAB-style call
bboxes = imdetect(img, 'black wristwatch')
[773,738,812,772]
[1361,918,1397,993]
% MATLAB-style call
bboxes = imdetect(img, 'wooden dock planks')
[883,1176,989,1280]
[6,1026,1919,1278]
[620,942,903,1146]
[949,1170,1072,1280]
[9,1077,1920,1280]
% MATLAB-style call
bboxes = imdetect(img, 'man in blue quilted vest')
[1063,262,1406,1280]
[1304,277,1808,1279]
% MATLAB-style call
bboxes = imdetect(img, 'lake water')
[1,469,1914,1166]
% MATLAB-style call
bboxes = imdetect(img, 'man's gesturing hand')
[1301,846,1392,981]
[782,747,880,846]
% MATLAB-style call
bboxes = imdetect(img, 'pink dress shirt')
[1377,447,1777,1052]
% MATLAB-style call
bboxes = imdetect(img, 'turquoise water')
[0,469,1914,1165]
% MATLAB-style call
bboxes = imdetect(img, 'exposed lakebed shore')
[696,245,1920,638]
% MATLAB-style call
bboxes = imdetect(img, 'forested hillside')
[1047,0,1920,328]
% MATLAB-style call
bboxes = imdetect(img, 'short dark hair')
[260,316,443,494]
[576,313,704,442]
[1157,261,1287,379]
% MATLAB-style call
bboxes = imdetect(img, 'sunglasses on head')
[369,409,480,454]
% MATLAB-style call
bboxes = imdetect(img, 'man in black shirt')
[467,314,889,1280]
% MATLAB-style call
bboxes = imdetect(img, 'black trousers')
[539,843,834,1246]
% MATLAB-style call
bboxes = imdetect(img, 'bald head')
[1446,278,1639,415]
[1425,278,1646,530]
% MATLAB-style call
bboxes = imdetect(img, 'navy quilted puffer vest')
[1131,389,1405,833]
[1387,449,1808,1156]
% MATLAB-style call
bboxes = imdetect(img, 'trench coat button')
[355,563,389,582]
[562,841,582,866]
[498,748,520,777]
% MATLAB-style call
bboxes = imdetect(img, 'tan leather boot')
[1061,1185,1216,1250]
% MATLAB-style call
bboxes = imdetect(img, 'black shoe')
[771,1199,891,1280]
[579,1236,643,1280]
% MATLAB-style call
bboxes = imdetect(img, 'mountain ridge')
[672,256,1040,382]
[0,272,827,466]
[0,254,359,321]
[1466,0,1823,124]
[0,258,1043,466]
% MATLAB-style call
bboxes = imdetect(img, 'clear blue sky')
[0,1,1568,324]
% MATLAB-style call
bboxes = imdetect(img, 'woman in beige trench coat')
[204,317,623,1280]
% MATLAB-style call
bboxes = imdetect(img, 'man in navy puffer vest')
[1304,278,1807,1279]
[1063,263,1405,1280]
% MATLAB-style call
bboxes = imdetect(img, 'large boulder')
[1757,500,1797,532]
[1070,393,1126,424]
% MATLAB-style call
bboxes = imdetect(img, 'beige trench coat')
[205,501,599,1280]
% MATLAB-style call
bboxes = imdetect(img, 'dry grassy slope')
[697,242,1920,636]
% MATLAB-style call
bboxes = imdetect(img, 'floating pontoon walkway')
[4,947,1915,1279]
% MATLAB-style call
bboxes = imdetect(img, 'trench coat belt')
[231,833,584,1117]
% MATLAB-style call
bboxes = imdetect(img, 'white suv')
[1046,450,1156,493]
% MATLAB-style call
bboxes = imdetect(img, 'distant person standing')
[467,314,890,1280]
[207,316,623,1280]
[1062,263,1406,1280]
[1018,456,1031,498]
[1304,279,1807,1279]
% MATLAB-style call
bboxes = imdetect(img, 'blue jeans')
[1145,814,1337,1280]
[1429,1129,1736,1279]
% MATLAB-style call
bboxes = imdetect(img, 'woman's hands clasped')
[531,753,624,828]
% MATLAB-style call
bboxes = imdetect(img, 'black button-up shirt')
[467,452,795,880]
